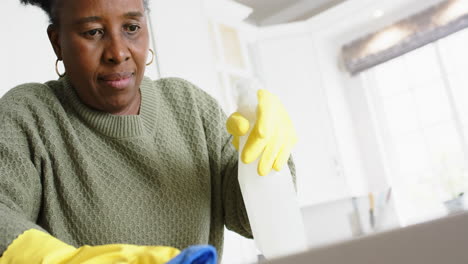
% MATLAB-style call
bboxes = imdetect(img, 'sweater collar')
[61,75,158,138]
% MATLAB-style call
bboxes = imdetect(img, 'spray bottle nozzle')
[233,78,264,123]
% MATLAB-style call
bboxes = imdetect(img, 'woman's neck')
[109,90,142,116]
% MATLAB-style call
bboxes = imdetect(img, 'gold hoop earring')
[146,49,155,66]
[55,59,65,77]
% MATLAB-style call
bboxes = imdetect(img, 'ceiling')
[232,0,348,26]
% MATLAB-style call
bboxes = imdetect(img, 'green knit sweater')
[0,76,260,257]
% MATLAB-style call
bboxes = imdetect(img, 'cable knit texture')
[0,75,260,258]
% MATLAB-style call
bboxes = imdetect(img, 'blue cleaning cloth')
[166,245,217,264]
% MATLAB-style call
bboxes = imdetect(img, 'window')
[362,28,468,225]
[207,20,253,114]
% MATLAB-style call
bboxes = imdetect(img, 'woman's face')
[48,0,149,115]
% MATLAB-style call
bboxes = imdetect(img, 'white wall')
[147,0,222,102]
[254,23,351,206]
[1,0,56,96]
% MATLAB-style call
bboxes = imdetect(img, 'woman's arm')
[0,135,46,255]
[0,97,181,264]
[0,228,180,264]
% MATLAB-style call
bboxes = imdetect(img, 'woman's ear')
[47,24,62,60]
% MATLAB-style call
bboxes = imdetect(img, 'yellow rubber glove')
[0,229,180,264]
[226,89,297,176]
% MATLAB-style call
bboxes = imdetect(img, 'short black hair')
[20,0,149,25]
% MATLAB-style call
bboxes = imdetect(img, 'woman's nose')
[103,34,130,64]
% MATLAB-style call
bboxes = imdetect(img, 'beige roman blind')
[342,0,468,75]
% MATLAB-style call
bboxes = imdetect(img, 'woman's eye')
[83,29,103,38]
[125,24,141,33]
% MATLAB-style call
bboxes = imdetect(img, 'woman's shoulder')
[152,77,219,106]
[0,80,62,114]
[150,77,228,127]
[154,77,205,92]
[2,81,58,102]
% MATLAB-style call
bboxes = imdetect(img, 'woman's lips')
[98,72,134,89]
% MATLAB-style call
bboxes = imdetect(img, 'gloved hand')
[0,229,180,264]
[226,89,297,176]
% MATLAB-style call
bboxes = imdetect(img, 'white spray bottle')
[235,79,308,259]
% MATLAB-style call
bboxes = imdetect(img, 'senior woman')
[0,0,297,263]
